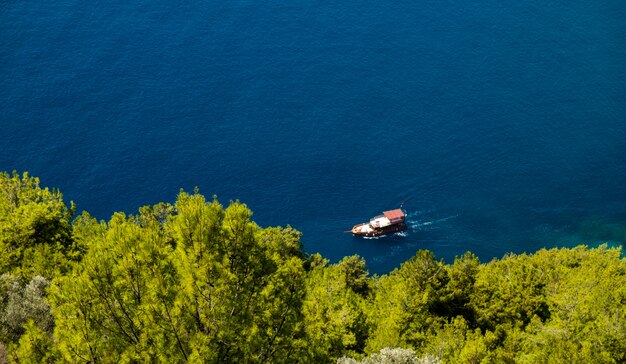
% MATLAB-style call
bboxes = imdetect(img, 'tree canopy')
[0,171,624,363]
[0,172,77,279]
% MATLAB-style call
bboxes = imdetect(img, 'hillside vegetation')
[1,171,625,363]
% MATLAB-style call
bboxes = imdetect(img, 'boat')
[351,208,407,237]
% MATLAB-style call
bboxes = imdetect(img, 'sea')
[1,0,625,273]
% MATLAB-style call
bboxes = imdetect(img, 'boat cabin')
[383,209,405,223]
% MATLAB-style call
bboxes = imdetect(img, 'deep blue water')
[2,1,625,273]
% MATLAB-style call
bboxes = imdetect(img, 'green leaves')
[1,172,626,363]
[13,320,60,363]
[366,250,449,353]
[303,255,371,362]
[470,252,550,330]
[47,193,309,363]
[522,246,626,363]
[0,171,75,279]
[358,246,626,363]
[50,212,157,362]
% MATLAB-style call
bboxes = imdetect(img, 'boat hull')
[351,222,406,237]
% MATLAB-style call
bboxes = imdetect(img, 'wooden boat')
[351,209,406,237]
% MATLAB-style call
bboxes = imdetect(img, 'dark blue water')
[2,1,625,273]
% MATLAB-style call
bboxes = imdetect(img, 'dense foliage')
[0,171,624,363]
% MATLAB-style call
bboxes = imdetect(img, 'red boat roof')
[383,209,405,220]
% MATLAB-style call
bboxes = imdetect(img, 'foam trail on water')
[405,210,432,218]
[434,214,459,223]
[406,214,459,232]
[364,235,387,240]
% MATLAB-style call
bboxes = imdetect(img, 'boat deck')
[352,222,374,234]
[350,208,407,237]
[369,215,392,228]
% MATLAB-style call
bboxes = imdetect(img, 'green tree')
[11,321,60,364]
[366,250,448,353]
[303,255,370,361]
[50,211,163,362]
[0,172,76,278]
[49,191,309,362]
[168,193,308,362]
[438,252,480,322]
[4,171,626,363]
[518,246,626,363]
[470,252,550,331]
